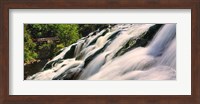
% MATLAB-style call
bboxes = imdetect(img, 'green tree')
[25,24,80,60]
[24,24,113,63]
[55,24,79,46]
[27,24,80,46]
[27,24,58,38]
[24,25,38,63]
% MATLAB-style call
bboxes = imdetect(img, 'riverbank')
[24,59,48,79]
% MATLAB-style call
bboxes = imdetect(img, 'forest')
[24,24,110,64]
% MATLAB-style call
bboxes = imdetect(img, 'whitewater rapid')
[27,24,176,80]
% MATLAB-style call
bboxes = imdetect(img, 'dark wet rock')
[83,41,111,68]
[114,24,163,57]
[42,59,63,71]
[63,44,77,59]
[142,24,163,41]
[53,67,82,80]
[107,30,121,41]
[43,43,78,71]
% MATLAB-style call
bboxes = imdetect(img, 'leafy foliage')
[55,24,80,46]
[24,24,113,64]
[24,25,38,63]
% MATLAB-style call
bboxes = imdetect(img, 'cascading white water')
[147,24,176,57]
[27,24,176,80]
[88,24,176,80]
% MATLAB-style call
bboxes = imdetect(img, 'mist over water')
[27,24,176,80]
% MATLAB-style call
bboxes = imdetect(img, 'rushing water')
[27,24,176,80]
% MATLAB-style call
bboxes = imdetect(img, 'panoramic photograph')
[24,24,176,80]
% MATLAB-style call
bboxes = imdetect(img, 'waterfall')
[27,24,176,80]
[147,24,176,57]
